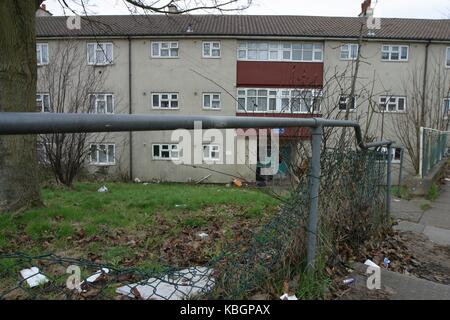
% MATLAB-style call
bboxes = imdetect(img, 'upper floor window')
[381,45,408,61]
[340,44,359,60]
[89,94,114,114]
[36,43,49,65]
[237,42,323,62]
[152,93,179,109]
[203,93,221,110]
[444,98,450,119]
[338,95,357,111]
[379,96,406,112]
[152,143,179,160]
[237,88,322,113]
[446,47,450,68]
[151,41,179,58]
[36,93,51,112]
[203,41,221,58]
[380,147,402,164]
[90,143,115,165]
[87,42,113,65]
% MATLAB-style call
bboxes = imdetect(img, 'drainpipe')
[128,37,133,181]
[418,41,430,175]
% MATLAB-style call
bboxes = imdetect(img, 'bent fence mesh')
[0,146,387,300]
[421,128,449,178]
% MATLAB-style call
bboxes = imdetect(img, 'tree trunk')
[0,0,42,212]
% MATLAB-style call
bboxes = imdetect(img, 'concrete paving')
[392,180,450,246]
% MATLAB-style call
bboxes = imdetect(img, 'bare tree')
[38,41,115,187]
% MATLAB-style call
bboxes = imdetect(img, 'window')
[446,47,450,68]
[89,94,114,114]
[237,88,322,113]
[340,44,359,60]
[338,95,357,111]
[152,144,179,160]
[380,147,402,164]
[203,144,220,161]
[87,43,113,65]
[90,144,115,165]
[379,96,407,112]
[381,45,409,61]
[36,43,49,65]
[237,42,323,62]
[151,42,179,58]
[203,93,221,109]
[152,93,179,109]
[36,93,51,112]
[444,98,450,119]
[203,42,221,58]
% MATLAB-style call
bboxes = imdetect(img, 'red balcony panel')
[237,61,323,88]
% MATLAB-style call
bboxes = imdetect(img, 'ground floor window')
[444,98,449,119]
[379,96,406,112]
[90,143,115,165]
[36,93,51,112]
[380,146,402,163]
[152,144,179,160]
[338,95,357,111]
[203,144,220,161]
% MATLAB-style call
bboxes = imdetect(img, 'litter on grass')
[97,185,108,193]
[116,267,214,300]
[196,232,209,241]
[364,259,380,269]
[20,267,49,288]
[280,293,298,300]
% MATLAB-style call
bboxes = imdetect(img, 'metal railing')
[419,127,449,178]
[0,112,393,269]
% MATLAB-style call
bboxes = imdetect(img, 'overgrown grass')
[391,185,412,200]
[0,182,280,267]
[425,183,440,201]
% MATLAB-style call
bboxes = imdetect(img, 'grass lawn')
[0,182,281,271]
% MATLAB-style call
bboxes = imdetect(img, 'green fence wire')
[420,128,449,178]
[0,147,387,300]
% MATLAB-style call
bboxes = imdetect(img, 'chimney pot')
[168,4,178,14]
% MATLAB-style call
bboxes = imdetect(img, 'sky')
[42,0,450,19]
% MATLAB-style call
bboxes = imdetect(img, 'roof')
[36,14,450,41]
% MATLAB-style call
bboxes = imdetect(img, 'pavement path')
[392,178,450,246]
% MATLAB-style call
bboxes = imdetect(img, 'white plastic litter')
[20,267,49,288]
[97,185,108,193]
[116,267,214,300]
[86,268,110,283]
[364,259,380,269]
[393,198,401,202]
[134,178,141,183]
[445,178,450,182]
[280,293,298,300]
[196,232,209,241]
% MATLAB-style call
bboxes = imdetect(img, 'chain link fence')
[0,143,388,300]
[420,127,450,178]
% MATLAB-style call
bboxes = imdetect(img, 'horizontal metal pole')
[0,112,392,149]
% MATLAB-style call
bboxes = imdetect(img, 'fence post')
[307,125,323,269]
[386,143,393,216]
[397,147,404,198]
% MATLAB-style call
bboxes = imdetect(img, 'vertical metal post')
[397,147,404,198]
[307,126,323,269]
[386,143,393,216]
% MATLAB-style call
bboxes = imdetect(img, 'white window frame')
[446,47,450,68]
[444,98,450,119]
[379,96,407,113]
[381,45,409,62]
[202,41,221,58]
[36,93,51,112]
[203,144,220,162]
[340,44,359,60]
[36,43,49,66]
[338,95,357,111]
[151,93,179,109]
[380,147,402,164]
[151,41,179,58]
[203,93,221,110]
[237,42,323,62]
[89,143,116,165]
[237,88,322,114]
[89,93,114,114]
[87,42,114,65]
[152,143,180,160]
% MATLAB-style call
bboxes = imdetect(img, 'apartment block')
[35,14,450,183]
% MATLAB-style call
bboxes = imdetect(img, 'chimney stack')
[40,4,46,11]
[168,4,179,14]
[359,0,371,17]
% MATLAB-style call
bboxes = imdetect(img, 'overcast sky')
[42,0,450,19]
